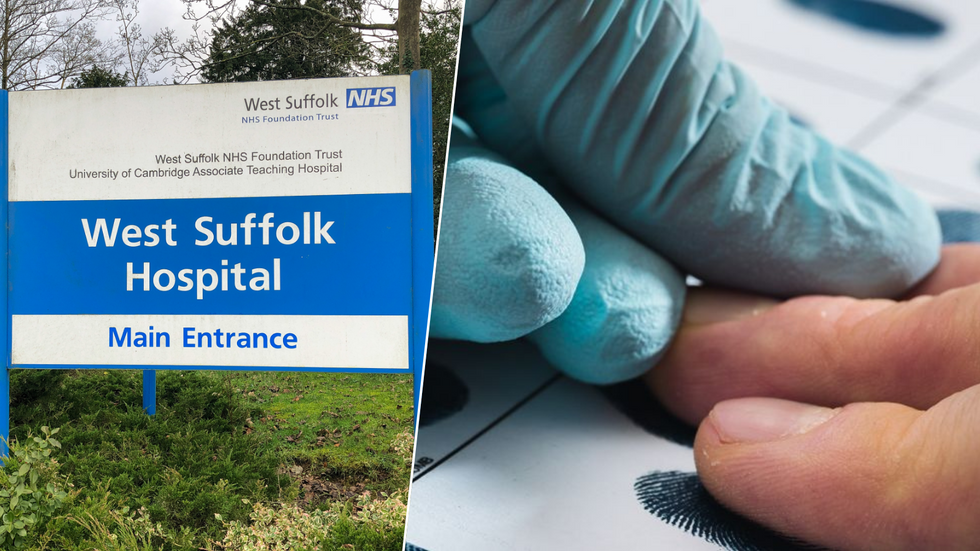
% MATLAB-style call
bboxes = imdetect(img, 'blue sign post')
[0,71,434,457]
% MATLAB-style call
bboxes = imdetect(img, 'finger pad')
[430,156,585,342]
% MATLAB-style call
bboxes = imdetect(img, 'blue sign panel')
[9,195,411,315]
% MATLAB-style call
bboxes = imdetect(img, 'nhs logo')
[346,87,396,108]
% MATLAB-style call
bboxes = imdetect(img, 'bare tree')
[112,0,161,85]
[47,20,120,88]
[152,19,211,84]
[0,0,113,89]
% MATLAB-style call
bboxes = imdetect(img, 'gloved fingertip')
[528,204,686,384]
[678,114,943,300]
[430,154,585,343]
[798,170,942,298]
[529,288,682,384]
[864,196,942,297]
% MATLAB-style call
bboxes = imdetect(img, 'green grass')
[224,371,414,497]
[3,368,414,550]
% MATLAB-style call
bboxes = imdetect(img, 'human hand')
[431,0,940,384]
[647,243,980,550]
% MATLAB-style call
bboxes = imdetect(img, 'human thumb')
[695,391,980,550]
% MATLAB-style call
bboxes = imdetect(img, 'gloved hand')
[430,0,941,384]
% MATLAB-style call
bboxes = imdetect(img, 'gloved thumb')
[695,391,980,550]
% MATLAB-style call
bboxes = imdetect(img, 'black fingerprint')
[609,384,833,550]
[635,471,826,551]
[600,379,696,447]
[937,209,980,244]
[787,0,945,37]
[418,362,470,427]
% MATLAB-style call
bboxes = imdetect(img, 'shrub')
[215,499,336,551]
[0,427,73,549]
[215,492,407,551]
[389,431,414,464]
[346,491,407,533]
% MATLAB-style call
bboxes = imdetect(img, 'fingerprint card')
[859,111,980,209]
[412,339,557,478]
[929,60,980,119]
[406,343,816,551]
[732,56,894,146]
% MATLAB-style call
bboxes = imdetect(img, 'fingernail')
[684,288,778,325]
[709,398,839,444]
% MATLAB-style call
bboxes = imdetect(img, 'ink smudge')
[787,111,812,129]
[418,363,469,428]
[786,0,945,37]
[600,379,696,447]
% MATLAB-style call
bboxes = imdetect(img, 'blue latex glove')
[431,119,586,343]
[437,41,688,383]
[431,0,941,384]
